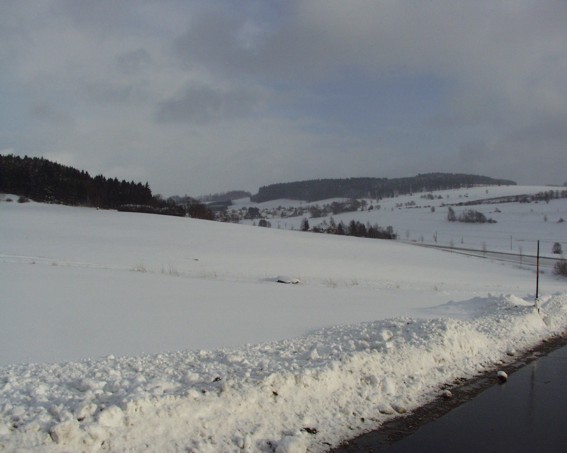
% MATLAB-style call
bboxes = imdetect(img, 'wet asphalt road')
[332,338,567,453]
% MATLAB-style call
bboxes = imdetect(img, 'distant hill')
[251,173,516,203]
[198,190,252,203]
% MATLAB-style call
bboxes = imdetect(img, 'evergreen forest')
[0,154,213,219]
[251,173,516,203]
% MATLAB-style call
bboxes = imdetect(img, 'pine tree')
[447,207,456,222]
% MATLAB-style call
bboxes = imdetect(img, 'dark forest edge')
[0,154,214,220]
[251,174,516,203]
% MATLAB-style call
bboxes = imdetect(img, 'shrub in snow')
[276,276,301,284]
[447,206,457,222]
[554,259,567,277]
[458,209,496,224]
[552,242,562,255]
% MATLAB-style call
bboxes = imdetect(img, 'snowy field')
[1,186,566,452]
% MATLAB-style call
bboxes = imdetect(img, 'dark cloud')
[2,0,567,195]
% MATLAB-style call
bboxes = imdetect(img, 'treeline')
[251,173,516,203]
[0,154,152,208]
[301,217,396,240]
[447,207,496,224]
[526,190,567,203]
[0,154,214,219]
[117,200,214,220]
[459,189,567,206]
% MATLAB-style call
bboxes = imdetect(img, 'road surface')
[331,337,567,452]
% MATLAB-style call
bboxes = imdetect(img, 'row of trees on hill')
[447,207,497,223]
[0,154,214,219]
[251,173,516,203]
[300,217,396,240]
[457,190,567,207]
[0,154,153,208]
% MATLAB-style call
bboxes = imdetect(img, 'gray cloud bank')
[1,0,566,196]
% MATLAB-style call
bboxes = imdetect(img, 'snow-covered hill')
[1,187,566,452]
[234,185,566,256]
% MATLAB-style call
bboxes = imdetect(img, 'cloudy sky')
[1,1,566,196]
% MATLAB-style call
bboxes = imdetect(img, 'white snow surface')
[1,188,566,452]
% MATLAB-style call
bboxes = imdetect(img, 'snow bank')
[2,293,566,452]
